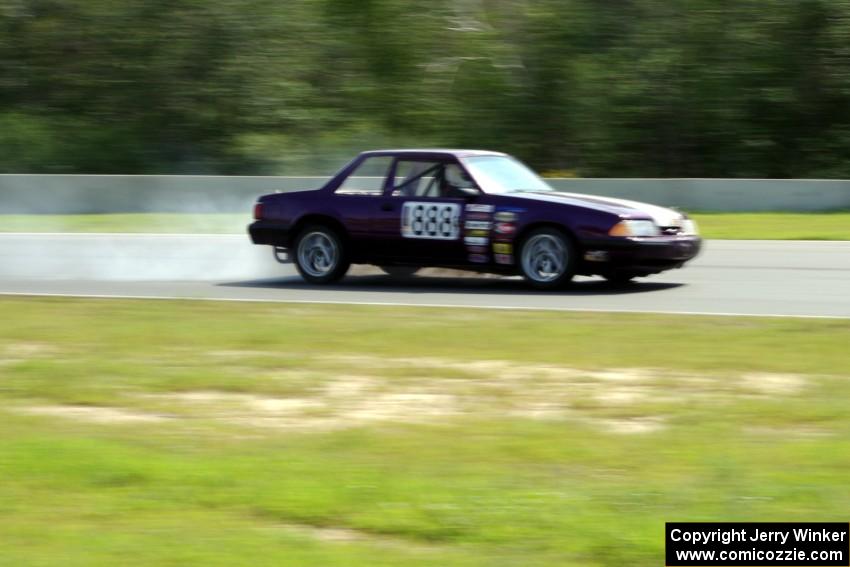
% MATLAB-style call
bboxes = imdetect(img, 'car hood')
[506,191,685,226]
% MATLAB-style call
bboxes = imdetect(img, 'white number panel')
[401,202,461,240]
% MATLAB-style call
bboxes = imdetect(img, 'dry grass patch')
[17,404,169,423]
[0,341,61,365]
[9,354,817,436]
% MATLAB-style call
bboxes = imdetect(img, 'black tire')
[293,224,350,284]
[517,227,576,290]
[378,265,420,277]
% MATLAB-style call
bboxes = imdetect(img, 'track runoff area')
[2,234,849,566]
[0,233,847,318]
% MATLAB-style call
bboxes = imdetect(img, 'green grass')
[692,212,850,240]
[1,212,849,239]
[1,297,849,565]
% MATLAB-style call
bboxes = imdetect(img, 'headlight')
[681,219,699,235]
[608,220,661,237]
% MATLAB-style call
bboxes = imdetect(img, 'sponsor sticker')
[464,236,489,246]
[466,203,495,213]
[493,242,512,254]
[466,212,493,221]
[464,220,492,230]
[466,245,488,253]
[494,222,516,235]
[468,253,489,263]
[466,229,489,238]
[494,211,517,222]
[495,254,513,265]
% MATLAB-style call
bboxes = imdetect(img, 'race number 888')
[401,202,460,240]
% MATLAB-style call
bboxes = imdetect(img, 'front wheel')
[518,227,576,290]
[293,225,350,284]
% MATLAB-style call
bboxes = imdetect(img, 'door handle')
[380,203,394,212]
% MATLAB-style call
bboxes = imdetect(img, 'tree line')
[2,0,850,178]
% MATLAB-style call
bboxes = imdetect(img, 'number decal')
[401,202,460,240]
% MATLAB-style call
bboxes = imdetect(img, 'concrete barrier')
[551,178,850,212]
[0,174,326,214]
[1,174,848,213]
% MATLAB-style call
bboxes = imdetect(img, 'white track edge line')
[0,291,847,319]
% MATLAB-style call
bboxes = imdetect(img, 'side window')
[335,156,392,195]
[392,160,444,198]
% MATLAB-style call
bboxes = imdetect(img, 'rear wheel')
[293,225,350,284]
[518,227,576,290]
[379,265,419,277]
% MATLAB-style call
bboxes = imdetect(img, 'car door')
[328,155,396,260]
[371,159,470,264]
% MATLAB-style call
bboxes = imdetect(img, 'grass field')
[2,297,849,566]
[1,212,849,240]
[692,212,850,240]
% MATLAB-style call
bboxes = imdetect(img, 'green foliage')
[3,1,850,176]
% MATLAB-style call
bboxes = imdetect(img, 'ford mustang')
[248,149,701,289]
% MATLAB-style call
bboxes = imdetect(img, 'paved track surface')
[0,234,847,318]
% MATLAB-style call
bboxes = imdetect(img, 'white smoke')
[0,233,285,281]
[0,174,319,281]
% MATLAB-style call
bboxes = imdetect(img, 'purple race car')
[248,149,701,289]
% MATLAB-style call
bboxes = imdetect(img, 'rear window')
[335,156,392,195]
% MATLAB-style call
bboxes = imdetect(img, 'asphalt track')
[0,233,848,318]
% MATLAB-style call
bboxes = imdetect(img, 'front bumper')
[580,235,702,276]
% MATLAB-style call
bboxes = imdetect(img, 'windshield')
[461,156,553,194]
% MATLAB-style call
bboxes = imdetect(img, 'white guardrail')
[1,174,849,213]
